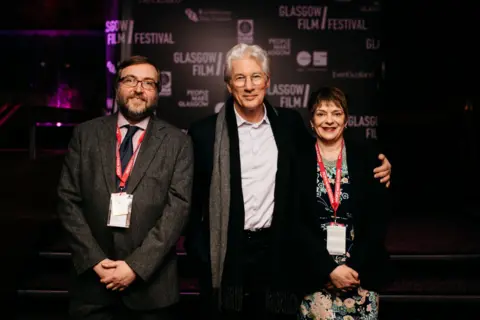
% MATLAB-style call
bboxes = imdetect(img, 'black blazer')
[185,97,311,292]
[294,136,392,293]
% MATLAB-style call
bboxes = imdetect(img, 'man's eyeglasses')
[232,73,268,88]
[119,76,158,91]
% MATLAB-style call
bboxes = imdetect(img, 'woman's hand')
[329,265,360,291]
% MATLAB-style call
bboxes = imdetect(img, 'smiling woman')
[308,87,348,157]
[294,87,392,320]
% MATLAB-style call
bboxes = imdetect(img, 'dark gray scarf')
[208,104,230,290]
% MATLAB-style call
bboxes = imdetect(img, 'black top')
[294,136,392,293]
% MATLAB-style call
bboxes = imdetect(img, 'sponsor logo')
[332,71,375,79]
[296,51,328,71]
[185,8,232,22]
[178,89,209,108]
[237,19,254,44]
[267,38,291,56]
[159,71,172,96]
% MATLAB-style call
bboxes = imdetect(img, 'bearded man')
[57,55,193,320]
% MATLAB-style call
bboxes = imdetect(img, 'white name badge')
[326,224,346,255]
[107,193,133,228]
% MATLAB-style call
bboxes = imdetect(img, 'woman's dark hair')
[307,86,348,119]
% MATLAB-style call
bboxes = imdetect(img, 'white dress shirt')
[234,105,278,230]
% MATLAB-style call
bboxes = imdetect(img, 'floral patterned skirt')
[298,287,379,320]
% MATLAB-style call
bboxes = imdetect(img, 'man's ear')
[265,74,271,89]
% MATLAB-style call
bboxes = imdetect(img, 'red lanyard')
[115,126,146,191]
[315,140,344,221]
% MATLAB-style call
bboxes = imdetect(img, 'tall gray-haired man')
[186,43,391,319]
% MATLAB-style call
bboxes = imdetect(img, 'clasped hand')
[93,259,136,291]
[327,264,360,292]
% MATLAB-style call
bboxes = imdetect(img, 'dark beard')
[117,94,156,122]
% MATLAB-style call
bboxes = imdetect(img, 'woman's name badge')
[326,224,346,255]
[107,193,133,228]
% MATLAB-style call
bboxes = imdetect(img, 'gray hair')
[223,43,270,82]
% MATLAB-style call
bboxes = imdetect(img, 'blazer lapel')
[343,138,365,220]
[265,101,292,229]
[125,118,167,193]
[97,115,118,194]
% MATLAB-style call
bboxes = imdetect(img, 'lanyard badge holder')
[107,127,145,228]
[316,141,346,255]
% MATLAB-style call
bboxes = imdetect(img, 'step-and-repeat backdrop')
[105,0,382,140]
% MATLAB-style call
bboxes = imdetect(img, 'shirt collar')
[117,112,150,131]
[234,103,270,128]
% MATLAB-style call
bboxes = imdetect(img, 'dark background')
[3,0,476,215]
[0,0,477,319]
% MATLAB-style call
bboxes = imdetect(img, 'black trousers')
[69,300,177,320]
[217,229,297,320]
